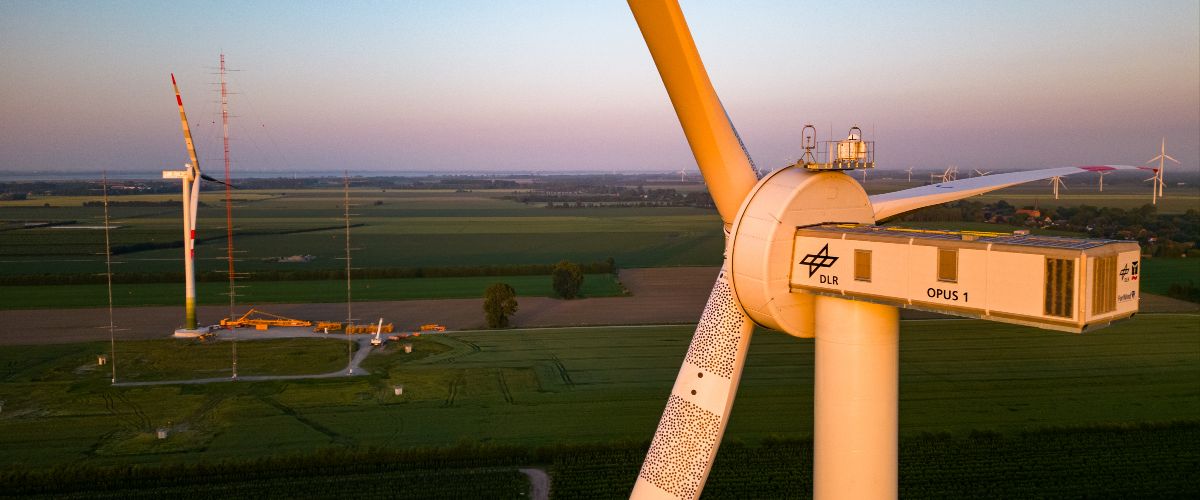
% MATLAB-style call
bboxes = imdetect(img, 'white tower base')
[814,295,899,500]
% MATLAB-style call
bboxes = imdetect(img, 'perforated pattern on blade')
[683,278,745,379]
[638,395,721,499]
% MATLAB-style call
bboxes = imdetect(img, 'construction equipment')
[419,324,446,332]
[346,322,393,334]
[313,321,343,333]
[220,308,312,330]
[370,319,385,347]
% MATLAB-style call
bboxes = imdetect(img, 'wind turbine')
[936,165,957,183]
[1145,138,1178,198]
[1049,175,1067,200]
[904,166,913,182]
[1097,170,1109,192]
[162,74,231,334]
[627,2,1144,499]
[1144,168,1162,205]
[973,168,993,177]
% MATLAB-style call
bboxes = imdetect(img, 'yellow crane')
[220,308,312,330]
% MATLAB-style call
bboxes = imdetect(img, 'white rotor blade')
[1164,154,1180,164]
[870,165,1148,220]
[632,263,755,500]
[189,171,201,231]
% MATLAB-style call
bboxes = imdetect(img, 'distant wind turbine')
[1049,176,1067,200]
[936,165,957,183]
[1144,169,1162,205]
[905,167,913,182]
[1097,171,1109,192]
[1145,138,1178,199]
[973,168,993,177]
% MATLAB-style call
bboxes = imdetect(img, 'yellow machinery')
[220,309,313,330]
[419,324,446,332]
[313,321,343,333]
[345,323,394,334]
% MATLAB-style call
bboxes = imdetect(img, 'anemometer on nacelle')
[796,124,874,171]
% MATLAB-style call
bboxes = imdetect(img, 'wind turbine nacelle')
[790,225,1140,333]
[729,166,875,338]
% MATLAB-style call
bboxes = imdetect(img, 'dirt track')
[0,267,719,346]
[2,266,1196,346]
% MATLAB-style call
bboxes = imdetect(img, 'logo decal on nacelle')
[799,243,839,277]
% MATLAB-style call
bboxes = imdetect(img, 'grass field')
[3,184,1194,280]
[0,273,624,310]
[6,424,1196,498]
[1140,258,1200,295]
[0,189,725,276]
[0,315,1195,469]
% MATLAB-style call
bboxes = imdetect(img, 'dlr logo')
[819,275,839,285]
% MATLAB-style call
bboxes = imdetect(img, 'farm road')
[3,266,1196,346]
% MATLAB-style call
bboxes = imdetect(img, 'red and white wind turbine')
[627,1,1148,499]
[162,74,231,334]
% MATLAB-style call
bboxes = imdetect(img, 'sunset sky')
[1,0,1197,174]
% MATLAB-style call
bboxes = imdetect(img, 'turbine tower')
[904,166,913,182]
[162,74,229,334]
[627,2,1142,499]
[1144,169,1162,205]
[162,74,204,334]
[1097,170,1109,192]
[1145,138,1178,198]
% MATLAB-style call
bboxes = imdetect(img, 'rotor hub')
[728,166,875,337]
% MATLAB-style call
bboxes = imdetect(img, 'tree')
[483,283,518,328]
[552,260,585,299]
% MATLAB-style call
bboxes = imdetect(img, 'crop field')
[0,315,1195,470]
[1140,258,1200,295]
[0,273,623,310]
[0,189,725,276]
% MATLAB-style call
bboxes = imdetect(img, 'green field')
[0,273,624,310]
[1,315,1195,469]
[1141,258,1200,295]
[0,189,725,276]
[6,424,1197,498]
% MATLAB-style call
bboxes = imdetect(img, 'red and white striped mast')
[220,53,239,378]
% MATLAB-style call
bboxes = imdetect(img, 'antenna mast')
[102,173,117,384]
[344,172,354,374]
[220,53,238,380]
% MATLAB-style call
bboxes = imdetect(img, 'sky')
[1,0,1197,175]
